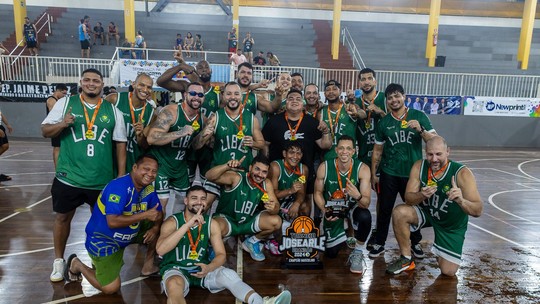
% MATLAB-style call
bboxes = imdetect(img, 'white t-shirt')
[41,96,127,142]
[430,103,439,115]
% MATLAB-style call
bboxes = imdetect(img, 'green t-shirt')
[216,171,266,224]
[320,103,358,160]
[355,91,387,166]
[374,108,433,177]
[212,107,255,168]
[114,92,155,171]
[56,95,119,190]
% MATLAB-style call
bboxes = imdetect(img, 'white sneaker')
[263,290,292,304]
[81,275,101,297]
[50,258,65,282]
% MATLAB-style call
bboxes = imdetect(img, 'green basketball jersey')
[419,160,468,230]
[217,171,266,224]
[375,108,433,177]
[212,107,255,168]
[56,95,118,190]
[321,104,358,160]
[201,86,220,119]
[159,212,212,276]
[273,159,305,208]
[149,105,203,186]
[355,91,387,166]
[242,91,257,114]
[322,158,364,247]
[114,92,155,171]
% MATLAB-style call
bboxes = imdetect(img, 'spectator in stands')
[107,22,120,46]
[439,98,446,115]
[132,30,146,59]
[121,39,131,58]
[0,43,8,56]
[79,18,91,58]
[430,97,439,115]
[93,22,105,45]
[253,51,266,66]
[175,33,183,51]
[23,16,38,56]
[227,27,238,56]
[0,108,13,182]
[229,49,247,66]
[84,16,94,45]
[183,32,194,57]
[243,32,255,64]
[194,34,204,58]
[412,97,422,111]
[422,96,431,114]
[267,52,280,66]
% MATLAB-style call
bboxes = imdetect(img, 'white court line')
[469,168,540,182]
[236,237,243,304]
[469,222,531,249]
[458,158,529,163]
[0,159,53,162]
[42,276,148,304]
[482,212,540,239]
[0,183,51,189]
[0,195,51,224]
[0,241,84,258]
[517,159,540,182]
[516,183,540,189]
[488,189,540,225]
[0,151,33,158]
[4,172,55,176]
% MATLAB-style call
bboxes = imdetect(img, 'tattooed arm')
[147,104,194,146]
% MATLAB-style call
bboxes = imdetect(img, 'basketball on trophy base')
[324,189,350,218]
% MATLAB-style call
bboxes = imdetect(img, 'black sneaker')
[411,244,425,259]
[368,244,385,258]
[366,229,377,251]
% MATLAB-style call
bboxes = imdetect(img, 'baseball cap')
[324,80,341,90]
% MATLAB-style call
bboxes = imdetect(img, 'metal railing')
[9,13,52,60]
[341,27,366,71]
[1,54,539,98]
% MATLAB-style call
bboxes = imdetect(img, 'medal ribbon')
[361,91,377,125]
[427,161,449,184]
[225,105,244,134]
[241,90,251,108]
[181,102,200,125]
[80,95,102,135]
[335,159,353,193]
[284,112,304,139]
[248,173,267,196]
[284,161,302,177]
[391,107,409,126]
[183,212,202,255]
[128,92,147,124]
[327,103,343,140]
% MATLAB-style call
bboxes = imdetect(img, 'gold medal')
[401,120,408,128]
[85,130,95,139]
[427,180,437,187]
[298,175,306,184]
[188,250,199,260]
[213,85,220,93]
[192,121,200,131]
[237,130,244,139]
[261,193,269,202]
[290,134,297,141]
[365,122,371,129]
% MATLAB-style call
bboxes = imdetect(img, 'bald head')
[426,136,447,151]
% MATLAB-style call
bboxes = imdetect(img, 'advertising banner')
[0,82,77,102]
[405,95,461,115]
[463,96,540,117]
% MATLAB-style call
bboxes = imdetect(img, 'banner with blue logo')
[405,95,461,115]
[463,96,540,117]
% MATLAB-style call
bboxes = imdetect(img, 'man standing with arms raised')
[369,83,437,259]
[42,68,127,282]
[236,62,283,114]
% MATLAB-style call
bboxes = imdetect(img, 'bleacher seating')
[0,5,46,46]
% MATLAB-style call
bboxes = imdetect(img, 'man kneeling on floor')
[64,154,163,296]
[157,185,291,304]
[386,136,483,275]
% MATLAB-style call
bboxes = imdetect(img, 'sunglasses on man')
[188,91,204,97]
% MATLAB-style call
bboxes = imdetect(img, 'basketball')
[292,216,314,234]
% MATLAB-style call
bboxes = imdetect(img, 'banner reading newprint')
[463,96,540,117]
[405,95,461,115]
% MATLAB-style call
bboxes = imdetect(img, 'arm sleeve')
[374,119,385,145]
[419,112,435,133]
[112,107,128,142]
[41,97,68,125]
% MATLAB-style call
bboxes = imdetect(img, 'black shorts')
[80,40,90,50]
[51,178,101,213]
[0,125,8,145]
[26,41,37,48]
[51,136,60,147]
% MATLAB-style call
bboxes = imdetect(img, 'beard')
[362,86,374,94]
[85,92,99,98]
[227,100,240,110]
[326,97,340,104]
[199,73,211,83]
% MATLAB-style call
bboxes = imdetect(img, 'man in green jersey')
[386,136,483,275]
[157,185,291,304]
[147,82,213,217]
[314,135,372,274]
[205,155,281,262]
[41,68,128,282]
[320,80,363,161]
[106,73,156,171]
[347,68,387,251]
[157,52,223,209]
[369,83,437,259]
[236,62,284,114]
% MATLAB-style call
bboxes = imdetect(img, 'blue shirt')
[85,174,161,257]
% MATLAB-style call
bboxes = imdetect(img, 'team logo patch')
[100,114,111,123]
[109,194,121,203]
[443,185,451,193]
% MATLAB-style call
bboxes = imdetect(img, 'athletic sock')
[404,255,412,260]
[248,236,261,244]
[247,292,263,304]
